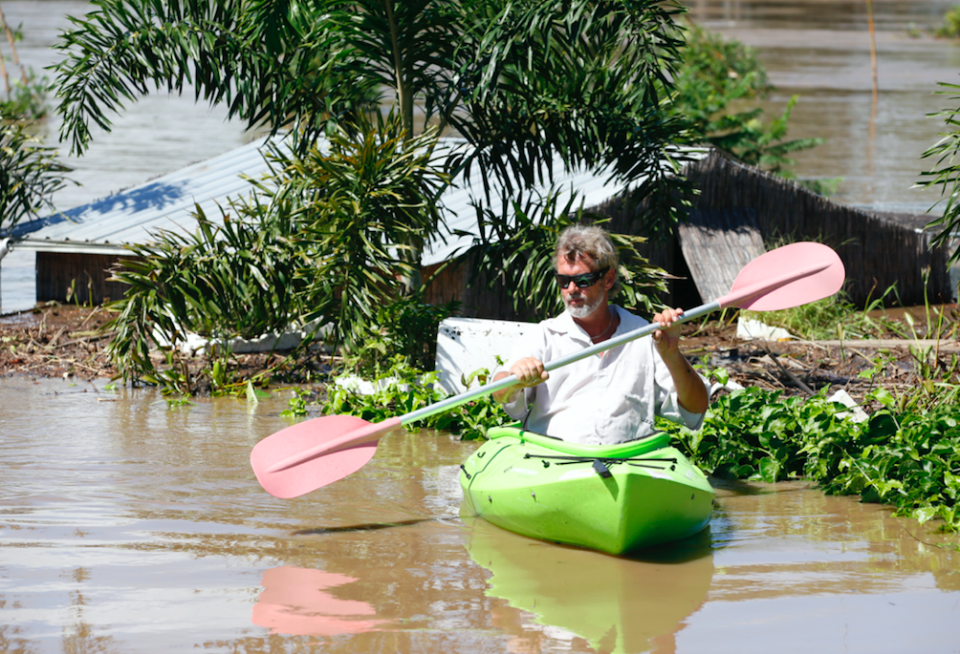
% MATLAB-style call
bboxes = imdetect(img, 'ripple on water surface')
[2,377,960,652]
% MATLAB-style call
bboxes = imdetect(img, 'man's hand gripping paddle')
[251,242,845,498]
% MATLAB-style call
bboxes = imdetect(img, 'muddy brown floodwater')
[2,376,959,653]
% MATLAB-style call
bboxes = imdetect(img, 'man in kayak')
[491,224,708,445]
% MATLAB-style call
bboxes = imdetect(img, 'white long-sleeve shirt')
[501,305,705,445]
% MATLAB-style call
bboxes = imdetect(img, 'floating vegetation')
[661,386,960,533]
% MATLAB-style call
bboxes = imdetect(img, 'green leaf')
[758,457,780,483]
[914,506,938,524]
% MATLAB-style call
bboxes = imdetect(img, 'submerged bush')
[105,113,449,393]
[106,198,310,393]
[936,6,960,39]
[672,20,831,187]
[345,294,462,376]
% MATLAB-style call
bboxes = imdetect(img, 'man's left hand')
[652,307,684,356]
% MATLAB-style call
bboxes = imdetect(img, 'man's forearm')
[660,351,709,414]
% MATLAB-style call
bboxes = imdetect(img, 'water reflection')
[252,566,390,636]
[461,517,715,654]
[710,479,960,607]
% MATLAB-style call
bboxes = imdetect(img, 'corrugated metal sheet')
[424,138,633,265]
[12,135,281,255]
[12,135,649,266]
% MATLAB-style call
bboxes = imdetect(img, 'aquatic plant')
[661,385,960,533]
[322,358,508,440]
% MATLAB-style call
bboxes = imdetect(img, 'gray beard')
[564,292,603,319]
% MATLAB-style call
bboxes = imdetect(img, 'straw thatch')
[682,149,952,307]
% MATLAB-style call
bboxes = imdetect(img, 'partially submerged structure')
[426,148,953,318]
[3,141,951,316]
[681,150,951,308]
[3,136,282,305]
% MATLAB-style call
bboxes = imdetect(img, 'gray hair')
[555,224,619,295]
[555,224,618,270]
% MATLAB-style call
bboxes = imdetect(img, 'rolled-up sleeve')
[652,355,707,431]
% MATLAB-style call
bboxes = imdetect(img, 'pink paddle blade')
[251,415,393,499]
[722,242,845,311]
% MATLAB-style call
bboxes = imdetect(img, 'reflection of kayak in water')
[462,514,714,653]
[459,426,715,554]
[252,565,390,636]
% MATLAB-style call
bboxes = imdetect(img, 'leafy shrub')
[0,117,71,230]
[106,113,449,392]
[742,288,900,340]
[271,113,448,350]
[106,197,310,392]
[346,294,461,375]
[0,69,51,120]
[936,6,960,39]
[919,81,960,265]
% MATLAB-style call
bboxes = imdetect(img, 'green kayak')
[459,425,714,555]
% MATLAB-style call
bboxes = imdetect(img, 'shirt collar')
[546,305,623,344]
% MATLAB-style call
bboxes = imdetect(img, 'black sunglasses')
[555,267,610,289]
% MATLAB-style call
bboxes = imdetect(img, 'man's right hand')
[492,357,548,404]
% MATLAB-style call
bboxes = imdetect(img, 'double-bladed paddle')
[252,241,845,498]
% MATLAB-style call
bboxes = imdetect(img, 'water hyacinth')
[661,386,960,534]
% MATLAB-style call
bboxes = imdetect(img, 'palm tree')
[53,0,690,250]
[53,0,692,388]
